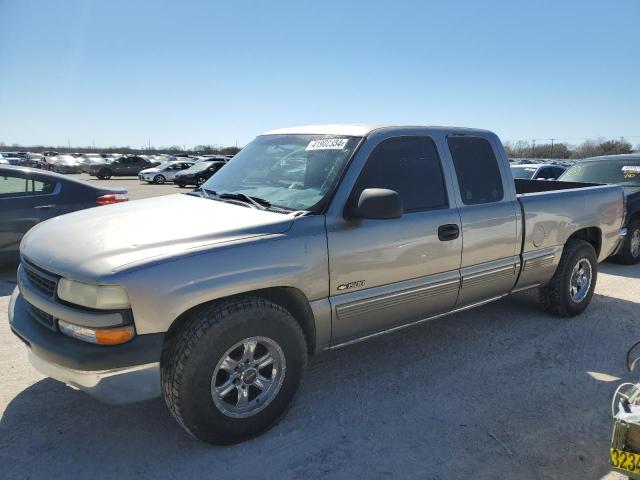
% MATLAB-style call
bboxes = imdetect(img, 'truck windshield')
[559,160,640,187]
[202,134,362,211]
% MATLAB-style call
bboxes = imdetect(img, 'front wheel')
[153,174,166,185]
[161,297,307,445]
[538,239,597,317]
[196,176,206,187]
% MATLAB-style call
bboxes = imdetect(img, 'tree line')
[504,138,637,160]
[0,142,241,156]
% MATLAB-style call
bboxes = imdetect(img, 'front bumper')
[8,287,164,404]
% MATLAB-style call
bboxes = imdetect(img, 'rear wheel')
[153,174,166,185]
[613,221,640,265]
[196,176,206,187]
[538,239,597,317]
[161,297,307,445]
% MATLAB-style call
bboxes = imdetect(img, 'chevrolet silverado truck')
[8,125,626,445]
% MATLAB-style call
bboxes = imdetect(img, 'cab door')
[326,135,462,345]
[445,135,520,307]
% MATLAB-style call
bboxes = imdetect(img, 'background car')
[559,154,640,264]
[173,159,226,187]
[51,155,82,174]
[139,161,194,184]
[0,166,128,262]
[88,155,151,179]
[510,163,566,180]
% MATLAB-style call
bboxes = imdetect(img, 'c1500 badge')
[337,280,365,291]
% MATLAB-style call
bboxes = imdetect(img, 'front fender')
[120,216,329,336]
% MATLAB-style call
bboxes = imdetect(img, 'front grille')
[23,261,58,298]
[27,302,57,331]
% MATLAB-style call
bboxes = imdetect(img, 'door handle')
[438,224,460,241]
[34,204,56,210]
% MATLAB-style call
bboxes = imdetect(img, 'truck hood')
[21,194,294,280]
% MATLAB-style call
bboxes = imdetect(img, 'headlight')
[57,279,130,310]
[58,319,135,345]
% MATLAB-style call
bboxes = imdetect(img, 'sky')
[0,0,639,149]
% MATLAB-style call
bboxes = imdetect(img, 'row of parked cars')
[0,151,232,184]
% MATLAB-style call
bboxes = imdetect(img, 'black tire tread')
[161,296,307,442]
[538,239,596,317]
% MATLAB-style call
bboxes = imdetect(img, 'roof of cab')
[261,124,493,137]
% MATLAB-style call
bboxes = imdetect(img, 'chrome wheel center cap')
[241,368,257,385]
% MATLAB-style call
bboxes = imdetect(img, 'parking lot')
[75,172,190,200]
[0,177,636,479]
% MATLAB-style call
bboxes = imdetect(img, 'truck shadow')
[1,290,639,480]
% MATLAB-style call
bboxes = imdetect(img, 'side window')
[31,178,56,195]
[352,136,447,212]
[536,167,551,179]
[447,136,504,205]
[0,174,27,197]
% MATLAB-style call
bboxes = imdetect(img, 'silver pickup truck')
[8,125,625,444]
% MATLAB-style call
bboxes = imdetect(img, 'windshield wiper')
[218,192,271,210]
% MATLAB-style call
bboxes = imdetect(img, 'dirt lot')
[0,178,637,479]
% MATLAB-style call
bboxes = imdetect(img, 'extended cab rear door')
[326,133,463,345]
[445,135,520,306]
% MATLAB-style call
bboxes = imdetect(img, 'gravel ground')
[0,178,637,479]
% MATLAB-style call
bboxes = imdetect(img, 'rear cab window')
[447,136,504,205]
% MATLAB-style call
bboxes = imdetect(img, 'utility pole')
[531,139,536,158]
[68,138,71,153]
[550,138,554,158]
[148,139,151,151]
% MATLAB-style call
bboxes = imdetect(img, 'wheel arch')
[567,226,601,257]
[163,286,317,355]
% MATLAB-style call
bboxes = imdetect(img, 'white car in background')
[50,155,82,174]
[510,163,567,181]
[79,153,110,173]
[138,160,195,184]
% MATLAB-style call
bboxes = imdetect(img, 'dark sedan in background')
[173,159,226,187]
[88,155,152,180]
[0,166,128,263]
[559,154,640,264]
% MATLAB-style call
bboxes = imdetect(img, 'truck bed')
[514,179,601,195]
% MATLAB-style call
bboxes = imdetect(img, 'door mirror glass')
[350,188,402,220]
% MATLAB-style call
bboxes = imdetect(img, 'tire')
[161,297,307,445]
[538,239,597,317]
[612,221,640,265]
[178,184,186,188]
[196,176,206,186]
[98,168,112,180]
[153,174,166,185]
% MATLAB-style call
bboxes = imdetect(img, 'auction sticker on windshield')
[306,138,349,151]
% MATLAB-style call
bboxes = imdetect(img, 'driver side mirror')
[347,188,402,220]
